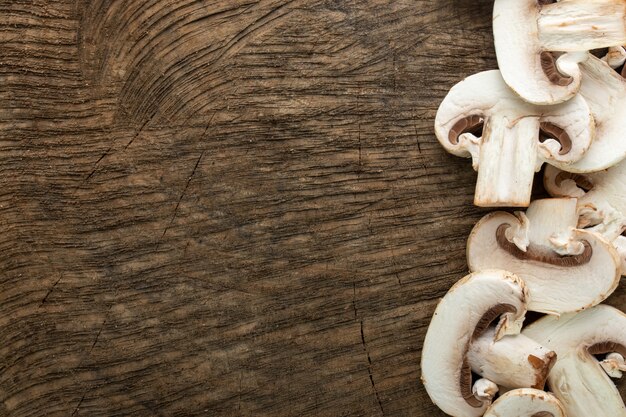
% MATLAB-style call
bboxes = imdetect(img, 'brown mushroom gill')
[496,224,593,266]
[461,304,516,407]
[539,122,572,155]
[448,115,484,145]
[554,171,594,192]
[588,341,626,358]
[540,51,573,87]
[532,413,555,417]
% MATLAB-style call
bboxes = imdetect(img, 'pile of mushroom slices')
[421,1,626,416]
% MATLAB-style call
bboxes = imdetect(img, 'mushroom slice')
[600,352,626,378]
[493,0,626,105]
[421,270,556,417]
[566,55,626,172]
[483,388,566,417]
[603,46,626,69]
[435,70,593,207]
[467,327,556,391]
[544,161,626,273]
[616,235,626,274]
[467,198,621,314]
[523,305,626,417]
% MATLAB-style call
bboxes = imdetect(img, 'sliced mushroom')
[600,352,626,378]
[566,55,626,172]
[467,198,621,314]
[435,70,593,207]
[493,0,626,105]
[523,305,626,417]
[421,270,556,417]
[603,46,626,69]
[467,327,556,390]
[483,388,566,417]
[544,161,626,273]
[543,164,597,199]
[616,235,626,274]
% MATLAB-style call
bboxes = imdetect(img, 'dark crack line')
[90,319,106,352]
[412,115,422,153]
[360,321,385,416]
[70,393,86,416]
[389,247,402,286]
[84,146,112,181]
[160,150,205,242]
[90,303,114,353]
[124,110,157,150]
[39,275,62,307]
[85,111,156,182]
[161,114,214,242]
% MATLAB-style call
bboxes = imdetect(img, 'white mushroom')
[544,161,626,273]
[421,270,556,417]
[523,305,626,417]
[603,46,626,69]
[435,70,593,207]
[483,388,566,417]
[421,270,555,417]
[567,55,626,172]
[467,198,621,314]
[467,326,556,391]
[493,0,626,105]
[600,352,626,378]
[616,235,626,273]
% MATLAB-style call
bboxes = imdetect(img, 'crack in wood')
[360,321,385,416]
[39,275,62,307]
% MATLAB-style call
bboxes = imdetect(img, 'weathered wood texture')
[0,1,624,416]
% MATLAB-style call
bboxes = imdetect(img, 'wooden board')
[1,0,624,415]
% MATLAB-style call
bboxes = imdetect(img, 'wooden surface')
[1,1,624,416]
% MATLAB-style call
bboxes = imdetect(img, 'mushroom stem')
[467,328,556,390]
[537,0,626,51]
[523,306,626,417]
[475,116,538,207]
[547,351,626,417]
[600,352,626,378]
[473,378,499,402]
[523,198,583,255]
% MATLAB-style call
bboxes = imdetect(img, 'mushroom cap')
[483,388,565,417]
[494,0,626,105]
[543,164,597,199]
[523,305,626,417]
[544,162,626,273]
[435,70,593,164]
[544,161,626,227]
[566,56,626,172]
[616,235,626,273]
[524,305,626,358]
[493,0,582,105]
[467,198,621,314]
[421,270,528,417]
[576,159,626,229]
[603,46,626,69]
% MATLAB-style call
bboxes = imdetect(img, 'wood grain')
[0,0,623,416]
